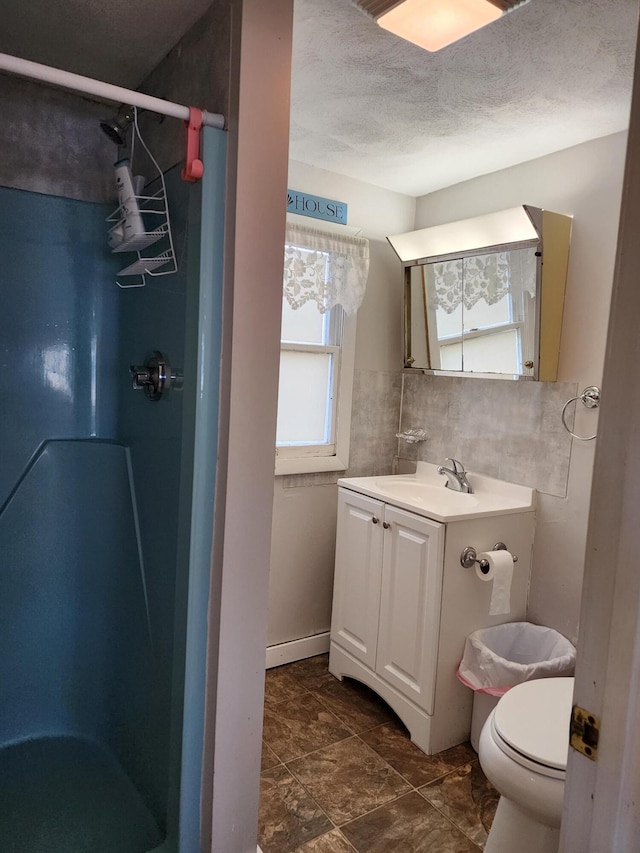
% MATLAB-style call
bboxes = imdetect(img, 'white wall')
[413,132,628,643]
[267,162,414,651]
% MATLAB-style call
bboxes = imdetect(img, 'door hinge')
[570,705,600,761]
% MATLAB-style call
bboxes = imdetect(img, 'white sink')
[338,462,534,522]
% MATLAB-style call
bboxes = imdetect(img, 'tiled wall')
[398,373,578,498]
[347,369,403,477]
[298,368,579,500]
[0,75,115,201]
[136,0,231,174]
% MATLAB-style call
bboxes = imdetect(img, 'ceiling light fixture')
[354,0,531,52]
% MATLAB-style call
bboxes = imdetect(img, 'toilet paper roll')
[476,550,514,616]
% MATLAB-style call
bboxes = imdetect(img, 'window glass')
[276,350,332,445]
[281,296,328,345]
[462,293,511,330]
[462,329,519,373]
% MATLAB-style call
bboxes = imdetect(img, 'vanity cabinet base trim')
[329,641,434,754]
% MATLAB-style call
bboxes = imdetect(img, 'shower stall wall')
[0,116,226,852]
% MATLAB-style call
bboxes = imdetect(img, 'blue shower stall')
[0,127,226,852]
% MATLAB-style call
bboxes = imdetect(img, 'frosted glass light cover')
[388,206,539,263]
[378,0,502,52]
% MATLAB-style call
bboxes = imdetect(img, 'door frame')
[559,13,640,851]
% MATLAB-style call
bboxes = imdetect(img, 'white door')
[330,488,384,669]
[559,25,640,849]
[375,505,444,715]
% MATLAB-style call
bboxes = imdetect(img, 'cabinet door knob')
[372,516,379,524]
[383,522,390,529]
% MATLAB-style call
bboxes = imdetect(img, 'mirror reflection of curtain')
[424,260,463,371]
[430,253,511,313]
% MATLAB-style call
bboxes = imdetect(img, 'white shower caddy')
[106,107,178,288]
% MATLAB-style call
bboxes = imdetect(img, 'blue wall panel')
[0,187,120,505]
[0,162,210,852]
[114,167,195,837]
[0,440,152,747]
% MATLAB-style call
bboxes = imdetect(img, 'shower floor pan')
[0,735,163,853]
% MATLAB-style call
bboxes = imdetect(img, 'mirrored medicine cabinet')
[387,205,572,381]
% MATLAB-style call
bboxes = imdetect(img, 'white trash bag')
[457,622,576,697]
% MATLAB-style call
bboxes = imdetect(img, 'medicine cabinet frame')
[387,205,572,381]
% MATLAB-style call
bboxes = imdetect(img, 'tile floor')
[259,655,499,853]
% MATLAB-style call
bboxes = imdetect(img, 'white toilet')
[478,676,574,853]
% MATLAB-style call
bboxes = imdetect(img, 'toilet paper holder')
[461,542,518,574]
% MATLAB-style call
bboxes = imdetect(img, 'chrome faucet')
[437,458,474,493]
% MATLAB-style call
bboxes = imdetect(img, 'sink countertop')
[338,462,535,522]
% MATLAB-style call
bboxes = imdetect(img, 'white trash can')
[457,622,576,752]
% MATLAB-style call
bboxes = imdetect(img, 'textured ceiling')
[290,0,639,196]
[0,0,215,88]
[0,0,636,197]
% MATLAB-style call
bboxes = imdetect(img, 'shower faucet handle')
[130,351,183,401]
[131,365,153,390]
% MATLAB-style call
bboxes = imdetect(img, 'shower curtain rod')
[0,52,226,130]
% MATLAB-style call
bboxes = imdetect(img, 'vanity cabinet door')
[331,489,384,669]
[376,506,444,715]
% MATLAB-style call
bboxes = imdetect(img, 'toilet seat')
[491,677,574,780]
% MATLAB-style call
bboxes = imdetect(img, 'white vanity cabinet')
[329,478,535,755]
[331,489,444,714]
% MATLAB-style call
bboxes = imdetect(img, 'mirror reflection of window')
[417,247,537,375]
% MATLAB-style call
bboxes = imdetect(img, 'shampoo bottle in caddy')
[109,158,145,247]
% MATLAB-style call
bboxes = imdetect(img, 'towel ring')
[561,385,600,441]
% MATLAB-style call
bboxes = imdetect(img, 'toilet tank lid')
[493,677,574,770]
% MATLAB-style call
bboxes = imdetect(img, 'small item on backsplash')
[395,427,428,444]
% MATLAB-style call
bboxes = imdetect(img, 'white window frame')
[275,305,356,476]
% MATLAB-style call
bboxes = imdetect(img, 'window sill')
[275,454,348,476]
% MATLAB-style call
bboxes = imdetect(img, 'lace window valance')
[431,251,536,314]
[283,222,370,315]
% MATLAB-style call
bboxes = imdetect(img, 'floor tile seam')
[354,732,476,792]
[283,761,474,844]
[260,759,284,774]
[414,786,486,850]
[305,692,361,737]
[334,787,438,831]
[281,732,408,795]
[281,761,339,834]
[345,734,415,788]
[283,742,412,831]
[353,732,420,791]
[263,683,315,711]
[308,688,396,738]
[293,828,359,853]
[277,730,356,766]
[262,694,354,761]
[420,757,484,790]
[414,760,479,790]
[349,719,397,738]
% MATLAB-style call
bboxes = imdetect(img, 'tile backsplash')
[282,370,577,498]
[399,374,577,497]
[346,369,403,478]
